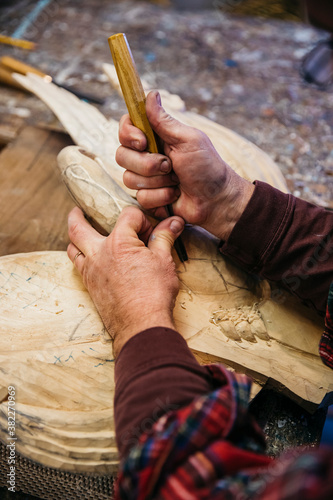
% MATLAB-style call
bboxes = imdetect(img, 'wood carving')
[0,72,331,474]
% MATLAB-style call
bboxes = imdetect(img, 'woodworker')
[67,91,333,499]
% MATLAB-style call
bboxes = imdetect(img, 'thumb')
[146,91,191,146]
[148,216,185,256]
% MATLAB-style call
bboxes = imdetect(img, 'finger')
[67,242,85,273]
[112,206,153,246]
[148,216,185,256]
[151,206,169,220]
[116,146,172,176]
[146,91,196,146]
[118,114,147,151]
[123,170,179,190]
[68,207,104,257]
[136,187,181,210]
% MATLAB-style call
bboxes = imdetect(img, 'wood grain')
[0,126,75,256]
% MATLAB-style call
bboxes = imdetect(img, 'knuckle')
[191,128,205,144]
[123,205,139,216]
[119,206,134,220]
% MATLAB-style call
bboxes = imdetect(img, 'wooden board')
[0,126,75,256]
[0,251,117,473]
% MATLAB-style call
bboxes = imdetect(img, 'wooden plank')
[0,126,75,256]
[0,124,17,147]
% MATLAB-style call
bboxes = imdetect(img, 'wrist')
[112,310,175,358]
[206,176,255,242]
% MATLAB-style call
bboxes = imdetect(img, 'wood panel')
[0,126,75,256]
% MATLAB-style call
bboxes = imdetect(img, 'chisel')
[108,33,188,262]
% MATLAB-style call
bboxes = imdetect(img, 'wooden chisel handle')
[108,33,188,262]
[0,56,48,79]
[0,65,26,90]
[108,34,159,153]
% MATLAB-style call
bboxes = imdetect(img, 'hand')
[67,206,185,357]
[116,91,255,241]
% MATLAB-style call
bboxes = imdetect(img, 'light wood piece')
[13,73,128,193]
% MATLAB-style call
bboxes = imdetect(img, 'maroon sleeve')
[305,0,333,31]
[221,181,333,315]
[114,327,214,458]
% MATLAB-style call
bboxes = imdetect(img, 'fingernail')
[156,91,161,106]
[160,160,170,173]
[170,219,184,234]
[131,139,141,150]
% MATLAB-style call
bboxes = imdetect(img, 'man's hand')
[67,206,185,358]
[116,91,255,241]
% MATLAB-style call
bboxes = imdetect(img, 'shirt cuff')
[220,180,294,273]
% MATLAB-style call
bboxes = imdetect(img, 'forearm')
[221,181,333,315]
[114,327,214,458]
